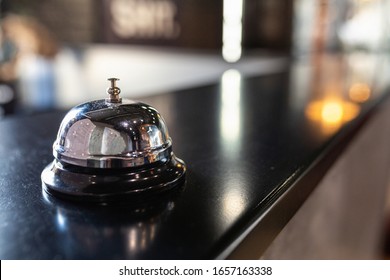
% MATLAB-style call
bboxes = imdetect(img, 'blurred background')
[0,0,390,259]
[0,0,389,116]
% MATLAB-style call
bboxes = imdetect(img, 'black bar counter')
[0,53,389,259]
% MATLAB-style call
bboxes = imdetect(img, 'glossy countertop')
[0,53,389,259]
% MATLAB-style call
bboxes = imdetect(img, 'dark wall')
[101,0,223,49]
[243,0,293,51]
[2,0,293,52]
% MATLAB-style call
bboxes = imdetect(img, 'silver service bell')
[41,78,186,203]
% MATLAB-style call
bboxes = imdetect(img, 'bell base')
[41,156,186,204]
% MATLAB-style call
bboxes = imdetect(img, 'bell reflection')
[45,191,177,259]
[56,209,67,231]
[126,219,158,252]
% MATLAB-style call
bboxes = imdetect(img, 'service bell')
[41,78,186,203]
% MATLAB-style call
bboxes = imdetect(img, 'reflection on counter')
[286,51,389,140]
[305,97,360,136]
[44,190,178,259]
[220,69,242,156]
[349,83,371,103]
[219,68,248,227]
[222,187,246,223]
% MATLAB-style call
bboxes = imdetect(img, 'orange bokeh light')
[349,83,371,103]
[306,97,360,135]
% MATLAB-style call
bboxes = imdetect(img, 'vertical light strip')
[220,69,241,148]
[222,0,244,62]
[220,69,244,225]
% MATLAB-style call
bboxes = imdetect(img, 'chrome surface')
[42,77,186,202]
[53,99,172,168]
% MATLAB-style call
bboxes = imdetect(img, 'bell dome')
[53,99,172,168]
